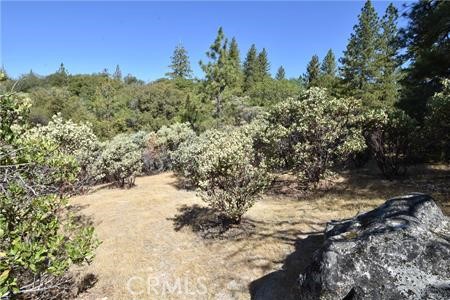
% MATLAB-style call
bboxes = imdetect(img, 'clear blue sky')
[1,1,407,82]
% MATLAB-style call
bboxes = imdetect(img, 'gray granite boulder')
[298,193,450,300]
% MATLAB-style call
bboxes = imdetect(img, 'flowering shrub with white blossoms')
[143,122,196,173]
[92,133,144,188]
[26,114,102,190]
[173,128,270,223]
[265,87,366,188]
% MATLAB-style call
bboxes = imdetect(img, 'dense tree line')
[0,0,447,154]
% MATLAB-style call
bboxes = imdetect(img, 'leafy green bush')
[424,79,450,161]
[264,88,366,188]
[92,133,144,188]
[155,122,196,152]
[142,123,196,174]
[172,130,217,187]
[364,108,418,179]
[0,93,98,298]
[26,114,102,191]
[247,78,302,107]
[174,128,270,224]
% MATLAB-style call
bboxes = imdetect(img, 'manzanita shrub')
[173,128,270,224]
[92,132,144,188]
[264,88,366,188]
[26,114,102,191]
[0,93,99,298]
[364,108,418,179]
[143,122,196,173]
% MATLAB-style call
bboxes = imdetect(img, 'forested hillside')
[1,1,447,143]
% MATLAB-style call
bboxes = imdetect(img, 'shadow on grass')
[168,204,258,239]
[167,173,197,191]
[249,233,324,300]
[76,273,98,296]
[67,204,96,227]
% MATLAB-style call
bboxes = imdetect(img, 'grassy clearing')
[72,165,449,300]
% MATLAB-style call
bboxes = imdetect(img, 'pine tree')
[378,3,401,107]
[243,44,258,91]
[399,0,450,120]
[58,63,67,75]
[276,66,286,80]
[321,49,337,77]
[256,48,270,81]
[340,0,381,107]
[113,64,122,81]
[200,27,240,121]
[229,37,240,67]
[167,43,192,79]
[228,37,243,88]
[101,68,109,77]
[306,55,320,87]
[319,49,338,90]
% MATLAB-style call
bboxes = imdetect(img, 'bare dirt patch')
[72,165,449,299]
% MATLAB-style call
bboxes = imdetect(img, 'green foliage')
[255,48,270,82]
[143,123,197,173]
[92,132,144,187]
[173,130,218,187]
[340,1,402,108]
[173,128,270,223]
[275,66,286,81]
[113,64,122,81]
[200,27,242,121]
[167,44,193,79]
[128,79,189,132]
[306,55,320,87]
[377,3,401,106]
[399,0,450,120]
[29,86,88,125]
[364,108,418,178]
[247,78,301,107]
[26,114,102,189]
[0,93,98,298]
[154,122,196,152]
[243,44,258,91]
[264,88,366,187]
[424,79,450,161]
[319,49,339,91]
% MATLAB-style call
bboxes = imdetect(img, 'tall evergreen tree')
[243,44,258,91]
[399,0,450,120]
[256,48,270,81]
[378,3,401,107]
[306,55,320,87]
[58,63,67,75]
[275,66,286,81]
[228,37,243,87]
[321,49,337,77]
[229,37,240,66]
[167,43,193,79]
[340,0,381,107]
[200,27,240,121]
[319,49,338,91]
[113,64,122,81]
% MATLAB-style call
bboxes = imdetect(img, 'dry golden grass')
[72,164,449,300]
